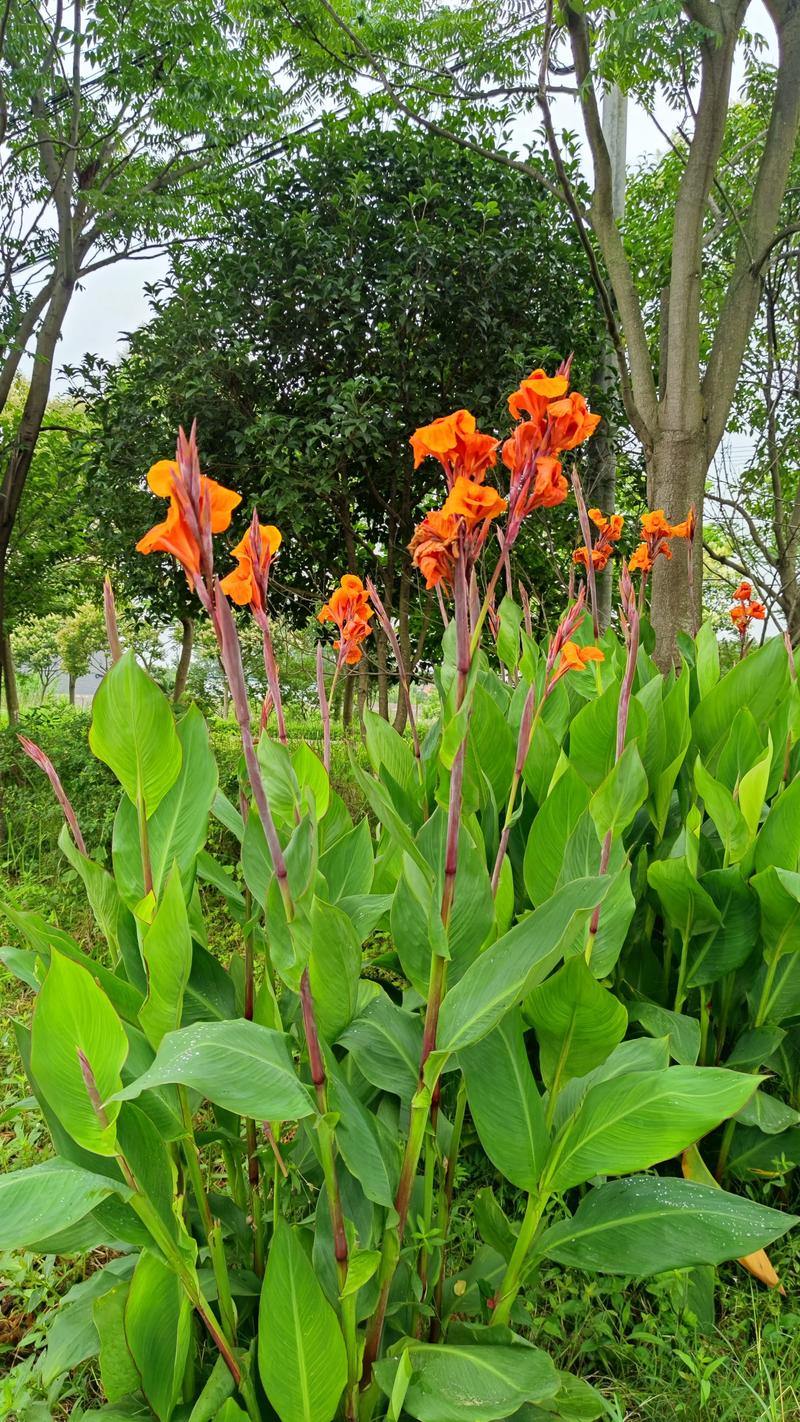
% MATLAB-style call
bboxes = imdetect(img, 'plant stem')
[299,969,357,1418]
[178,1087,237,1344]
[412,1125,437,1337]
[430,1074,467,1341]
[674,931,690,1014]
[136,792,154,897]
[755,954,780,1028]
[570,469,599,637]
[490,1188,549,1327]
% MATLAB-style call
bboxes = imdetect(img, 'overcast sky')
[51,4,774,385]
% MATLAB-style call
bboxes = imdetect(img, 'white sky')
[52,4,775,389]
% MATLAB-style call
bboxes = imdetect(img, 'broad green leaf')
[538,1176,796,1274]
[626,1002,700,1066]
[338,990,422,1102]
[647,858,720,940]
[116,1104,196,1263]
[755,774,800,873]
[42,1258,135,1387]
[294,742,331,819]
[319,817,374,900]
[551,1037,671,1133]
[113,1020,314,1121]
[461,1010,549,1190]
[496,595,523,672]
[524,765,590,906]
[392,815,494,995]
[526,957,628,1089]
[692,637,789,768]
[738,740,772,839]
[686,868,759,987]
[308,897,362,1042]
[326,1056,398,1208]
[467,683,516,805]
[364,708,417,790]
[58,824,127,958]
[138,864,193,1049]
[542,1067,761,1192]
[752,866,800,962]
[125,1250,192,1422]
[94,1283,140,1404]
[31,949,128,1155]
[185,1355,235,1422]
[374,1340,559,1422]
[349,754,432,878]
[437,878,611,1057]
[113,706,218,902]
[89,651,182,816]
[589,742,648,841]
[557,819,634,977]
[694,757,749,863]
[694,621,720,700]
[258,1224,347,1422]
[0,901,143,1023]
[735,1088,800,1135]
[341,1250,382,1300]
[651,671,691,835]
[258,736,301,825]
[0,1159,129,1250]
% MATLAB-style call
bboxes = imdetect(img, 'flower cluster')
[136,437,241,583]
[318,574,374,665]
[408,365,601,590]
[628,508,695,575]
[729,580,766,641]
[573,508,625,572]
[220,518,282,613]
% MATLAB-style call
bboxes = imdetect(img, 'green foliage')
[2,577,800,1421]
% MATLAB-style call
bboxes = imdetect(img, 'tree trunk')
[648,428,706,664]
[375,627,390,721]
[357,656,369,734]
[0,275,75,692]
[586,342,618,632]
[1,632,18,724]
[68,673,76,705]
[173,616,194,702]
[341,666,355,729]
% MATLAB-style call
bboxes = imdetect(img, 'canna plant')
[0,367,797,1422]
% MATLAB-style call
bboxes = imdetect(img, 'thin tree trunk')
[0,276,75,687]
[357,656,369,734]
[173,616,194,702]
[341,666,355,730]
[586,342,617,632]
[649,428,706,664]
[68,673,76,705]
[375,626,390,721]
[1,632,17,724]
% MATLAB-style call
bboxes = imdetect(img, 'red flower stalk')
[18,735,87,857]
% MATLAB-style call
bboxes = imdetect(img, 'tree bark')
[0,275,76,682]
[68,673,76,705]
[1,632,18,724]
[648,429,706,662]
[173,616,194,702]
[375,626,390,721]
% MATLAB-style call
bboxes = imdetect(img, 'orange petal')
[147,460,178,496]
[206,477,242,533]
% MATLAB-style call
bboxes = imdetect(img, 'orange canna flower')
[572,507,623,577]
[641,509,675,539]
[137,453,242,583]
[220,523,282,610]
[137,497,202,576]
[408,509,460,589]
[546,392,602,453]
[551,640,605,684]
[572,544,612,572]
[730,596,766,633]
[507,368,569,425]
[318,574,374,664]
[335,615,372,665]
[628,543,653,574]
[629,506,692,578]
[410,410,498,483]
[750,601,766,619]
[146,459,241,534]
[733,580,752,602]
[442,475,507,529]
[521,456,569,514]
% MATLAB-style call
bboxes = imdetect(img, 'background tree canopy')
[74,119,614,711]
